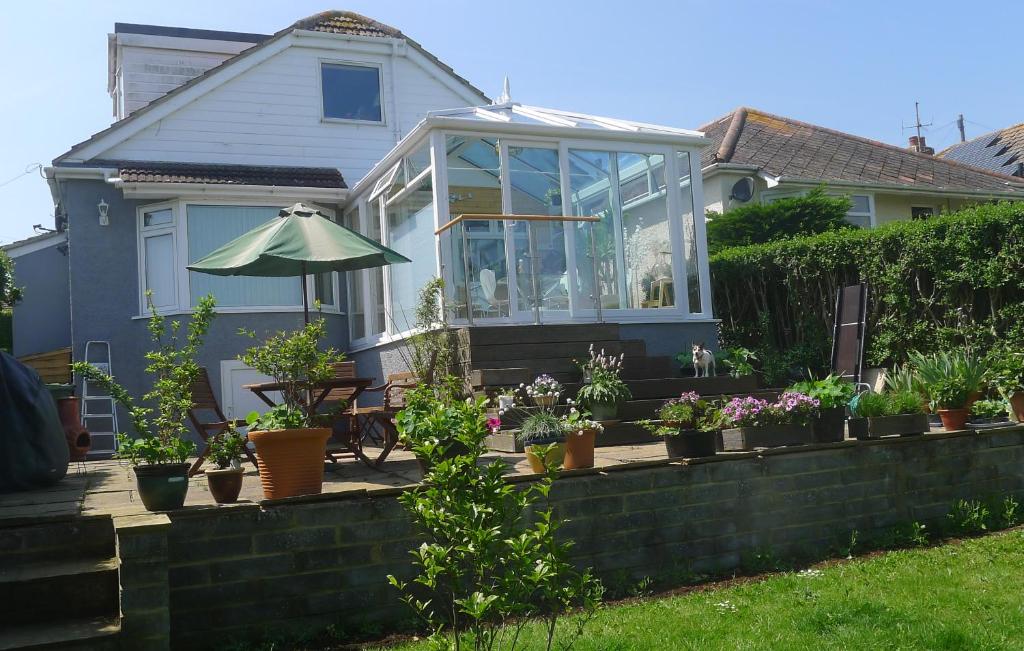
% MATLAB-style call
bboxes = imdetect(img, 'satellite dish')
[729,177,755,202]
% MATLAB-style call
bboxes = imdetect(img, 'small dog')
[692,343,716,378]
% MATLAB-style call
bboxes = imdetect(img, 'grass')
[376,528,1024,651]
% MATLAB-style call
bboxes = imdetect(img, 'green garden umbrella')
[187,203,410,323]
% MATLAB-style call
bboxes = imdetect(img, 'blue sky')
[1,0,1020,243]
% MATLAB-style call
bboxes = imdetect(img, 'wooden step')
[464,339,645,364]
[0,558,119,627]
[487,421,653,453]
[0,616,120,651]
[470,357,676,388]
[458,323,621,346]
[562,375,760,401]
[0,517,115,571]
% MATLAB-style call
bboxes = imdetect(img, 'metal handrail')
[435,213,599,236]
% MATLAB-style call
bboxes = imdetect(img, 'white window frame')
[845,193,876,228]
[135,200,342,317]
[318,59,386,126]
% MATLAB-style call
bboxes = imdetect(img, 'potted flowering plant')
[639,392,720,458]
[523,375,562,407]
[720,392,818,451]
[561,403,604,470]
[848,390,928,439]
[518,410,566,473]
[204,425,246,504]
[789,374,855,443]
[71,293,216,512]
[926,376,971,431]
[575,346,632,421]
[240,318,346,500]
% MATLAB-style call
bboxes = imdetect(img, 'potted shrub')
[575,347,631,421]
[396,377,482,475]
[523,375,562,408]
[240,318,345,500]
[927,376,971,431]
[968,398,1010,429]
[790,374,854,443]
[847,390,929,439]
[561,404,603,470]
[640,392,720,458]
[910,350,986,410]
[518,410,565,474]
[204,425,246,504]
[720,392,818,451]
[71,294,216,511]
[987,348,1024,422]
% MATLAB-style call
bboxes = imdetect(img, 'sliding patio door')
[506,144,569,323]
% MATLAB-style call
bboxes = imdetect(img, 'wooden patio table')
[243,377,376,465]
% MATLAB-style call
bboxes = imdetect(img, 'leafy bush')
[71,293,216,465]
[407,277,458,387]
[711,201,1024,369]
[970,399,1007,419]
[206,426,246,469]
[789,374,855,410]
[0,250,22,310]
[639,392,721,437]
[706,187,853,255]
[850,390,923,418]
[389,382,603,650]
[928,376,971,410]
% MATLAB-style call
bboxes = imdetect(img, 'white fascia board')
[3,231,67,258]
[701,162,761,177]
[422,116,712,148]
[345,121,433,199]
[115,32,258,55]
[114,181,348,202]
[49,166,120,180]
[776,176,1024,199]
[60,34,296,163]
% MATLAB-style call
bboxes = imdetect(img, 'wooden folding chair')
[187,368,259,477]
[321,361,363,463]
[351,371,417,467]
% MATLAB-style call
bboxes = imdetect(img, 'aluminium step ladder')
[80,341,119,459]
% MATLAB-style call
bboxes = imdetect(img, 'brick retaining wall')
[142,428,1024,649]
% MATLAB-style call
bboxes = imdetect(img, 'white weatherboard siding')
[113,35,259,118]
[100,40,485,184]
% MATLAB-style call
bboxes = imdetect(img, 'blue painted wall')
[10,239,71,356]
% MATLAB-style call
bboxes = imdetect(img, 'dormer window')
[320,62,383,123]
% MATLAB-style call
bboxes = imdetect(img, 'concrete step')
[0,517,115,571]
[0,557,119,627]
[0,616,120,651]
[458,323,621,346]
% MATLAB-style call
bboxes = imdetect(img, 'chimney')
[908,135,934,155]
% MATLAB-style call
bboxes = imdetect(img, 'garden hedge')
[710,200,1024,377]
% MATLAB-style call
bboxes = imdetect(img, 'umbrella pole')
[301,262,310,324]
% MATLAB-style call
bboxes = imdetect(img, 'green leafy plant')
[388,381,603,650]
[910,350,986,396]
[789,374,855,410]
[395,377,480,456]
[519,410,565,444]
[946,499,991,536]
[639,392,721,437]
[239,318,345,429]
[970,399,1007,420]
[406,277,458,387]
[71,293,216,465]
[928,376,971,411]
[0,250,22,310]
[851,390,923,418]
[986,346,1024,399]
[206,425,246,469]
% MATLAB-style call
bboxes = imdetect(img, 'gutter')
[110,180,348,202]
[775,176,1024,200]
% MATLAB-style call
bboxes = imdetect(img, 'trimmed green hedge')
[710,201,1024,376]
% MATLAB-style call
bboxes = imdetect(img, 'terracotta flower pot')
[937,408,969,432]
[56,396,91,461]
[563,429,596,469]
[206,467,244,504]
[1009,392,1024,422]
[133,463,190,511]
[525,442,565,474]
[248,428,331,500]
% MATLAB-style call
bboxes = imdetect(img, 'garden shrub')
[710,201,1024,373]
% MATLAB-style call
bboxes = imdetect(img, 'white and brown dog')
[691,343,716,378]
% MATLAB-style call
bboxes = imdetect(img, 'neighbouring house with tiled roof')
[15,10,719,456]
[699,108,1024,227]
[937,123,1024,179]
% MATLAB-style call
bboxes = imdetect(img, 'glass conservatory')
[341,102,712,350]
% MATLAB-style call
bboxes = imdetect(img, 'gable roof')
[55,11,488,165]
[106,160,346,188]
[701,107,1024,194]
[937,124,1024,178]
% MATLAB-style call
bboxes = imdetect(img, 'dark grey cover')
[0,351,69,492]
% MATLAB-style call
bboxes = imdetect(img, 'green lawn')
[381,529,1024,651]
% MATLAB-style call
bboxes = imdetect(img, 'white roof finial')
[495,76,511,105]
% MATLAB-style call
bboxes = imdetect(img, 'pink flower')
[487,416,501,432]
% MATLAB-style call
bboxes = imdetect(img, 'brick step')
[0,616,120,651]
[486,421,653,453]
[0,558,119,627]
[463,339,645,364]
[0,517,115,571]
[458,323,621,346]
[470,357,675,387]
